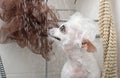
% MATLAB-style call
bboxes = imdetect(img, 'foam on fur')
[50,12,101,78]
[68,12,97,42]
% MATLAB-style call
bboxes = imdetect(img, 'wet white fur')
[50,12,101,78]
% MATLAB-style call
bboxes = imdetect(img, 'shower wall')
[0,0,119,78]
[0,0,75,78]
[111,0,120,77]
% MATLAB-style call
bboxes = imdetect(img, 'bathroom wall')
[0,0,119,78]
[0,0,74,78]
[111,0,120,77]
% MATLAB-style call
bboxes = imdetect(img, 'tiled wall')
[111,0,120,77]
[0,0,75,78]
[0,43,46,78]
[0,0,119,78]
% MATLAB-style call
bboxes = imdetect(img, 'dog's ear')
[81,39,96,52]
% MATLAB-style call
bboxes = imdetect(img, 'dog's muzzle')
[49,34,61,41]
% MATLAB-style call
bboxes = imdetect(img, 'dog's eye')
[60,25,65,32]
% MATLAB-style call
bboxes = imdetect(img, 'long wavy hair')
[0,0,59,60]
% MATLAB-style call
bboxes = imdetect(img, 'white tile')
[7,73,45,78]
[48,72,60,78]
[75,0,99,19]
[0,43,46,74]
[58,11,74,20]
[48,0,74,9]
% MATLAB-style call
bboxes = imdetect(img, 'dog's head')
[49,12,97,52]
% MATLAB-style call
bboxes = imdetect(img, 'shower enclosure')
[0,0,119,78]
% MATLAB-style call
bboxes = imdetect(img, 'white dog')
[49,12,101,78]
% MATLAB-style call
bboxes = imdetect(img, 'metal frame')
[0,56,6,78]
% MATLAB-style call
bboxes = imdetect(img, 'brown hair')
[0,0,59,60]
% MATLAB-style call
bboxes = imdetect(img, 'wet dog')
[50,12,101,78]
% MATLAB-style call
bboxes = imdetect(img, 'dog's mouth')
[49,34,61,41]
